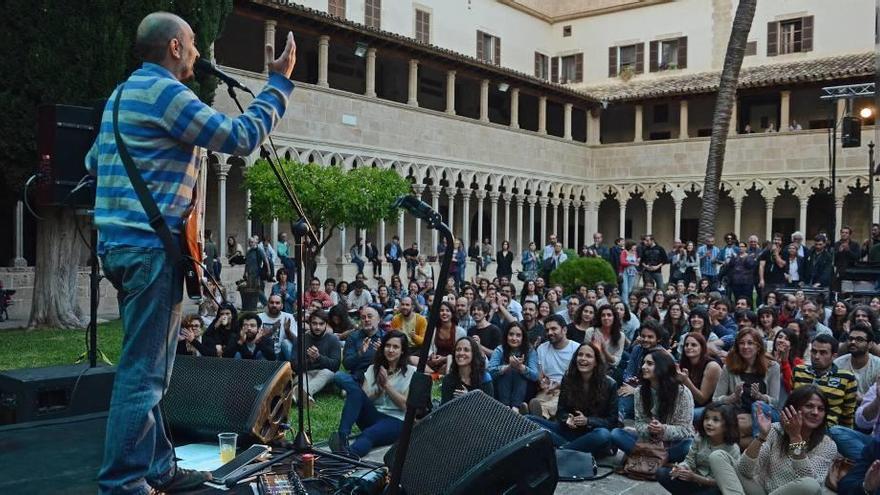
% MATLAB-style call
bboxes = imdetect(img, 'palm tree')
[698,0,758,242]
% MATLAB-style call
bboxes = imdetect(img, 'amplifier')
[0,364,116,425]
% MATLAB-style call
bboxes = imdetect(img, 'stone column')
[445,70,456,115]
[780,90,791,131]
[729,100,738,136]
[490,192,501,249]
[215,162,231,258]
[360,229,367,258]
[317,35,330,87]
[538,196,549,245]
[799,196,809,235]
[11,200,26,266]
[510,88,520,129]
[874,196,880,227]
[446,187,456,235]
[586,201,598,238]
[430,185,441,250]
[836,99,847,123]
[618,200,627,239]
[538,96,547,135]
[413,185,425,251]
[365,47,377,97]
[397,209,405,247]
[503,193,512,245]
[408,59,419,106]
[264,20,276,74]
[733,194,744,241]
[588,109,601,145]
[835,194,845,236]
[673,192,685,241]
[271,219,279,255]
[461,189,472,249]
[562,199,571,248]
[528,196,537,246]
[515,195,525,255]
[480,79,490,123]
[378,219,386,254]
[634,104,643,142]
[572,200,582,250]
[763,189,777,242]
[339,227,348,262]
[475,190,486,246]
[645,194,655,234]
[564,103,573,140]
[679,100,689,139]
[552,198,561,242]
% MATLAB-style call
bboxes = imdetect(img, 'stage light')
[498,82,509,92]
[354,41,369,58]
[861,107,874,119]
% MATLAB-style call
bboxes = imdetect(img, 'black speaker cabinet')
[842,115,862,148]
[35,103,102,208]
[161,356,294,446]
[385,390,558,495]
[0,364,116,425]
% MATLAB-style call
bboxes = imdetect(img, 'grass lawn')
[0,320,348,443]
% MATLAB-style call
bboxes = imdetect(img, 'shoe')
[149,467,212,493]
[328,431,350,455]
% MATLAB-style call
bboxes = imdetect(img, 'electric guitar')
[181,181,204,301]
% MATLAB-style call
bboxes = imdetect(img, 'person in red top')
[303,277,333,309]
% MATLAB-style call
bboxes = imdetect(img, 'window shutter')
[534,52,541,77]
[551,56,559,83]
[608,47,617,77]
[634,43,644,74]
[678,36,688,69]
[476,31,484,61]
[574,53,583,83]
[802,16,814,52]
[767,21,778,56]
[649,41,658,72]
[494,36,501,65]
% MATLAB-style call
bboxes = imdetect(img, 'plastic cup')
[218,432,238,464]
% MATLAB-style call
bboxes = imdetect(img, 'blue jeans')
[621,271,638,304]
[352,257,365,274]
[493,370,530,407]
[98,248,183,495]
[829,425,872,461]
[619,394,635,421]
[610,428,692,463]
[526,416,613,455]
[335,371,403,457]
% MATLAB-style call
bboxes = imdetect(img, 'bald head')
[136,12,188,64]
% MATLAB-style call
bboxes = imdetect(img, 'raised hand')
[266,31,297,78]
[754,402,772,438]
[780,405,803,439]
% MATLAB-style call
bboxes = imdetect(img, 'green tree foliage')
[0,0,233,195]
[549,256,618,295]
[244,159,412,248]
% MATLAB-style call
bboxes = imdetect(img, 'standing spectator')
[350,238,365,275]
[480,237,494,271]
[697,236,720,287]
[728,242,759,303]
[793,334,858,428]
[835,226,862,292]
[414,255,433,288]
[270,268,297,314]
[542,234,558,261]
[496,240,514,280]
[293,310,341,402]
[403,242,419,280]
[384,235,402,277]
[440,337,494,404]
[467,239,483,275]
[610,237,625,279]
[436,237,448,260]
[586,232,611,263]
[640,234,668,289]
[489,322,538,410]
[527,315,579,419]
[619,240,640,303]
[303,277,333,309]
[204,230,221,280]
[611,349,695,462]
[759,233,786,298]
[260,237,276,282]
[259,294,296,361]
[543,242,568,280]
[450,239,467,290]
[527,342,619,456]
[365,240,381,279]
[276,232,293,274]
[783,243,804,288]
[671,241,699,286]
[521,241,539,281]
[243,236,268,310]
[390,296,427,354]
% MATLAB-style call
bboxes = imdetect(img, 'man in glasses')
[835,324,880,398]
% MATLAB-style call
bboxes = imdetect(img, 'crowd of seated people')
[181,226,880,493]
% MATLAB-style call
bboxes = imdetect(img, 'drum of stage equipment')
[161,356,294,445]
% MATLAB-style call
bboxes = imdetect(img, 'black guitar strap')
[112,84,182,265]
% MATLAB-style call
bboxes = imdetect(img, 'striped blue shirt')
[85,63,294,253]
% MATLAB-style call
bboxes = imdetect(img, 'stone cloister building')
[200,0,875,275]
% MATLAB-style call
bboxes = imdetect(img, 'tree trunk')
[29,207,86,328]
[698,0,757,243]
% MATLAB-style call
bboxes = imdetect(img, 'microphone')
[194,58,252,93]
[393,195,437,222]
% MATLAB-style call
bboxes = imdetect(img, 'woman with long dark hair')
[528,343,619,455]
[426,300,465,374]
[611,349,695,462]
[676,333,722,417]
[520,279,540,305]
[202,302,238,357]
[566,303,596,344]
[828,300,851,341]
[757,306,782,343]
[496,240,514,280]
[662,302,688,354]
[441,337,493,404]
[583,304,626,367]
[615,301,641,343]
[768,328,803,407]
[331,331,416,457]
[488,322,538,409]
[713,386,837,494]
[328,303,356,341]
[226,235,245,265]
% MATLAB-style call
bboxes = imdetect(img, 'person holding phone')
[488,322,538,410]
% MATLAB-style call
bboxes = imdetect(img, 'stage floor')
[0,413,661,495]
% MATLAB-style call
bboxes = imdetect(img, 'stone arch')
[343,155,365,170]
[300,149,322,165]
[323,152,344,167]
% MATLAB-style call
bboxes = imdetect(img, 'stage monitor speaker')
[841,116,862,148]
[384,390,557,495]
[162,356,294,446]
[0,364,116,425]
[35,103,102,208]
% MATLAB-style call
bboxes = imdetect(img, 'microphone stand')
[386,196,454,495]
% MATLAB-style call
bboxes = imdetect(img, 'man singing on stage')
[85,12,296,494]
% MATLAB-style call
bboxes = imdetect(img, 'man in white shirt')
[259,294,297,361]
[543,234,558,261]
[528,315,579,418]
[835,324,880,397]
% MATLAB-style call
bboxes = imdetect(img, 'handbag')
[825,455,856,492]
[619,439,668,481]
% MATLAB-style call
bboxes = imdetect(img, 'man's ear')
[169,38,182,60]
